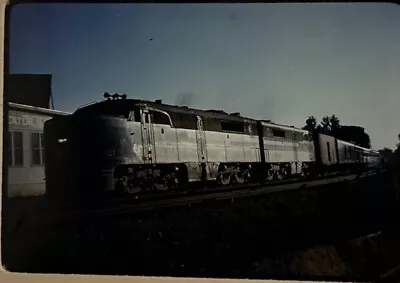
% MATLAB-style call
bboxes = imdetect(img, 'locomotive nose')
[106,149,116,157]
[101,169,115,191]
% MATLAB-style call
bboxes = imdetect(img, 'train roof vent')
[206,109,228,114]
[104,92,127,100]
[155,99,162,104]
[230,112,241,116]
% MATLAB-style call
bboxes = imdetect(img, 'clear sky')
[9,3,400,150]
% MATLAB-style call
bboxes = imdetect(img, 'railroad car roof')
[260,121,309,134]
[352,144,370,151]
[74,98,311,134]
[74,98,260,123]
[336,138,372,151]
[8,102,71,116]
[364,148,379,154]
[336,138,360,147]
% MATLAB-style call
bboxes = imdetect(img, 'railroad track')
[380,264,400,280]
[6,169,353,214]
[41,168,379,212]
[12,168,383,230]
[89,169,380,215]
[5,168,379,234]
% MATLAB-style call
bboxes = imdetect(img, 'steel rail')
[26,168,382,227]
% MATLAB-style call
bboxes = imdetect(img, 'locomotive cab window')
[203,117,221,132]
[128,109,141,122]
[151,111,171,126]
[272,129,286,138]
[221,120,244,133]
[171,112,197,130]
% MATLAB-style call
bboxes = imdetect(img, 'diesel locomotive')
[44,93,381,199]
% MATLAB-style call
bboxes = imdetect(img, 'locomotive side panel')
[317,133,338,166]
[263,138,296,163]
[243,134,261,163]
[262,126,279,163]
[204,127,260,163]
[297,133,316,163]
[175,128,200,163]
[128,121,146,163]
[152,124,180,164]
[200,130,226,162]
[223,132,246,162]
[294,132,316,174]
[260,122,316,176]
[177,127,205,182]
[262,124,295,163]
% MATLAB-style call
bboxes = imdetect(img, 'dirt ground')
[2,170,399,281]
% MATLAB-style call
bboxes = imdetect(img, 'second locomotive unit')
[44,93,380,199]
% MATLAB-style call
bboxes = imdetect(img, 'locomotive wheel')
[126,177,142,194]
[153,183,169,191]
[234,171,245,184]
[167,176,179,192]
[126,186,142,194]
[266,170,274,181]
[219,171,231,186]
[277,168,287,180]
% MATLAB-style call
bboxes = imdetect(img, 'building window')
[8,131,24,166]
[31,132,45,166]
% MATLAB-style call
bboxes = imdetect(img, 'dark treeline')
[302,115,371,149]
[380,147,394,161]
